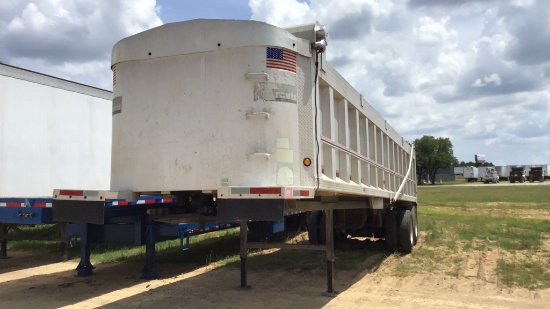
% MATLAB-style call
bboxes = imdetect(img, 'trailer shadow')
[0,248,72,275]
[0,236,391,308]
[100,237,391,308]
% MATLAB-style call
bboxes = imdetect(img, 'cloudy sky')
[1,0,549,166]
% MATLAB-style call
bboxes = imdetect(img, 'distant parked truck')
[482,167,499,184]
[463,166,479,182]
[478,166,487,179]
[509,166,526,183]
[529,166,545,182]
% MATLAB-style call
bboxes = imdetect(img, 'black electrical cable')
[314,52,320,189]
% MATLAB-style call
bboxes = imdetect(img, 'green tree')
[414,135,457,185]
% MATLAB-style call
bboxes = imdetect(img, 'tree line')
[413,135,495,185]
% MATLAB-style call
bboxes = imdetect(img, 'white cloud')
[0,0,162,88]
[249,0,309,26]
[249,0,550,165]
[472,73,502,87]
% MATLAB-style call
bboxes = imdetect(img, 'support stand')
[142,215,159,279]
[239,220,251,289]
[76,224,94,276]
[323,209,338,297]
[1,223,7,259]
[76,224,95,277]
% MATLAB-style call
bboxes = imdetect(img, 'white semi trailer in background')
[0,63,112,258]
[54,19,418,293]
[463,166,479,182]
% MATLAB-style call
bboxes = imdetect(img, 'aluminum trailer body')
[110,19,416,210]
[495,165,510,181]
[0,63,112,258]
[107,19,418,292]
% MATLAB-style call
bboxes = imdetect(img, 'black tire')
[307,211,322,245]
[384,210,398,252]
[411,206,418,245]
[398,210,414,253]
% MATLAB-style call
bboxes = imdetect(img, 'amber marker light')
[303,157,312,167]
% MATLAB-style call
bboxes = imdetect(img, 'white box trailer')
[0,64,112,198]
[56,19,418,292]
[0,63,112,258]
[463,166,479,182]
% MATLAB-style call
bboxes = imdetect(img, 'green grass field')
[409,185,550,289]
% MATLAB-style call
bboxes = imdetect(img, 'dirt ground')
[1,232,549,309]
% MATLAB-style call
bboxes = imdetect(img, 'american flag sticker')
[266,47,296,73]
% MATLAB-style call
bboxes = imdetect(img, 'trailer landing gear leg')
[76,243,94,276]
[239,220,251,290]
[1,223,7,259]
[142,216,159,279]
[76,224,94,276]
[323,210,338,297]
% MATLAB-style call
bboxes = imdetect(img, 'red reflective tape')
[143,200,156,204]
[192,229,201,233]
[34,202,47,208]
[162,198,174,203]
[300,190,309,197]
[118,201,129,206]
[59,190,84,196]
[209,226,218,231]
[6,202,22,207]
[249,187,281,195]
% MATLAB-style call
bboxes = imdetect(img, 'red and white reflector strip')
[110,198,174,207]
[33,202,52,208]
[181,222,240,236]
[219,187,314,199]
[110,201,130,206]
[0,202,25,207]
[53,189,105,201]
[0,201,52,207]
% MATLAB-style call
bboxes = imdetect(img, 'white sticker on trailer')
[277,167,294,185]
[112,96,122,115]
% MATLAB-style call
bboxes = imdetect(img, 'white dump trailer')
[56,19,418,292]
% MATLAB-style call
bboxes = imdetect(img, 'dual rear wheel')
[385,206,418,253]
